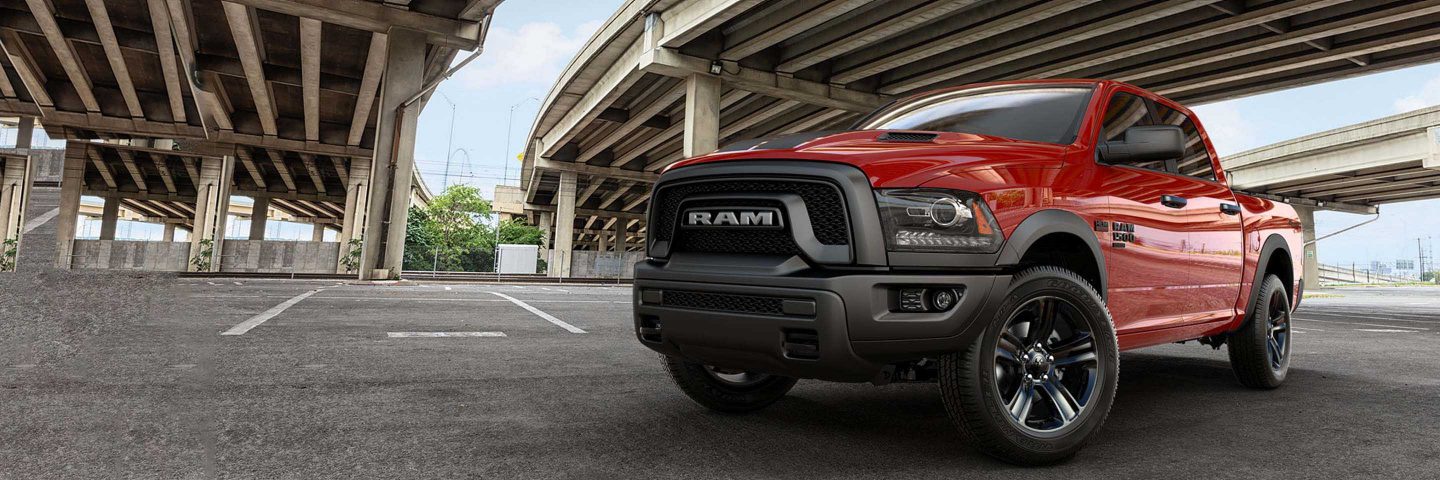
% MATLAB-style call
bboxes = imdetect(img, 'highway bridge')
[517,0,1440,278]
[0,0,498,277]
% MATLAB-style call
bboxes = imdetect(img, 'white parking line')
[488,291,587,334]
[220,289,321,335]
[1293,318,1428,331]
[387,332,506,338]
[1356,329,1415,333]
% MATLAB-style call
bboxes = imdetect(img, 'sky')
[2,0,1437,270]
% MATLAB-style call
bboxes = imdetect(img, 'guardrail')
[400,271,632,284]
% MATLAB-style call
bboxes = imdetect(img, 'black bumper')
[633,258,1010,383]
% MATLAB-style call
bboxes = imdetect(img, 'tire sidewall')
[972,269,1120,454]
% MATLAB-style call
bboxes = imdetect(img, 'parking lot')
[3,273,1438,478]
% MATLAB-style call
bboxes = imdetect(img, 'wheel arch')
[1245,234,1294,326]
[997,209,1107,299]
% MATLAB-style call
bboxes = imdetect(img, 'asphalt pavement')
[2,273,1437,479]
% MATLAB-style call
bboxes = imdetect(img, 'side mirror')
[1099,125,1184,165]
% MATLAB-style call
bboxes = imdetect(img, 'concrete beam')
[641,47,886,113]
[223,2,279,136]
[878,0,1210,95]
[300,18,323,142]
[538,26,649,158]
[577,82,686,164]
[348,33,388,146]
[220,0,482,50]
[147,0,186,123]
[830,0,1097,85]
[776,0,980,73]
[0,29,51,108]
[527,203,647,221]
[24,0,100,113]
[534,157,658,183]
[84,0,144,119]
[1113,0,1434,84]
[165,0,234,132]
[719,0,870,62]
[658,0,764,48]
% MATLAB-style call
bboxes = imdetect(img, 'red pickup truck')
[633,79,1302,465]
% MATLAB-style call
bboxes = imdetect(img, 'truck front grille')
[652,178,849,256]
[661,290,787,316]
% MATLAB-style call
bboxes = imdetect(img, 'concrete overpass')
[1224,104,1440,290]
[0,0,499,277]
[518,0,1440,277]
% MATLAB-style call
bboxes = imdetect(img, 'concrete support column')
[614,220,626,252]
[598,230,609,253]
[684,74,722,157]
[339,157,372,274]
[552,171,577,277]
[1297,206,1319,291]
[249,196,269,240]
[55,144,86,268]
[99,197,120,240]
[358,28,426,280]
[312,224,326,242]
[189,156,235,272]
[163,223,176,242]
[538,212,553,249]
[0,117,34,271]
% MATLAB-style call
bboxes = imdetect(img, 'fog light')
[930,289,957,311]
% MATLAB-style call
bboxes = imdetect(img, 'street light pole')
[502,97,541,187]
[439,92,457,189]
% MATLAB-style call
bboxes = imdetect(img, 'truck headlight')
[875,189,1003,253]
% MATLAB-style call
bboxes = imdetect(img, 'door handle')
[1220,203,1241,215]
[1160,195,1187,209]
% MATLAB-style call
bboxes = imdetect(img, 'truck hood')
[668,130,1069,188]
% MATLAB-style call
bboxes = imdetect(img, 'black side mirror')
[1099,125,1184,165]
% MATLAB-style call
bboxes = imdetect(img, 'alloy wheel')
[993,296,1100,434]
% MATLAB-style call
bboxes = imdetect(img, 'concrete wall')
[569,250,644,278]
[220,240,340,274]
[70,240,189,271]
[0,148,64,183]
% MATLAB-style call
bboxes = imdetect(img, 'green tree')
[402,185,546,272]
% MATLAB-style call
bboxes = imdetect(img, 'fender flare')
[996,209,1108,298]
[1244,234,1293,327]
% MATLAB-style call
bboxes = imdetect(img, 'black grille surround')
[652,178,851,253]
[660,290,787,316]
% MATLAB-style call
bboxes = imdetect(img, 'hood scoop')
[877,131,938,143]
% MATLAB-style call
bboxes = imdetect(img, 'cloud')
[458,20,604,89]
[1393,74,1440,113]
[1191,103,1259,156]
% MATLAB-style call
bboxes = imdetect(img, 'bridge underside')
[0,0,498,277]
[521,0,1440,276]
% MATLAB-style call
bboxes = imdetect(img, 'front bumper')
[633,258,1009,383]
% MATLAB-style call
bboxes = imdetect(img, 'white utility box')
[496,244,540,274]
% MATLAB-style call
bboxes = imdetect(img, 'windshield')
[856,85,1094,144]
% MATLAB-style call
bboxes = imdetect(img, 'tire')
[1228,274,1292,389]
[938,267,1120,466]
[661,355,798,413]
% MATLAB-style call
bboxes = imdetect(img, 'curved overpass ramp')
[519,0,1440,276]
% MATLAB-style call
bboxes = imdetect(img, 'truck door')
[1154,102,1246,324]
[1095,91,1198,334]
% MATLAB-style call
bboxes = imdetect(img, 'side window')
[1099,92,1166,172]
[1155,103,1217,182]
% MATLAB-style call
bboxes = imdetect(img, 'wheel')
[1228,274,1291,389]
[661,355,798,413]
[939,267,1120,465]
